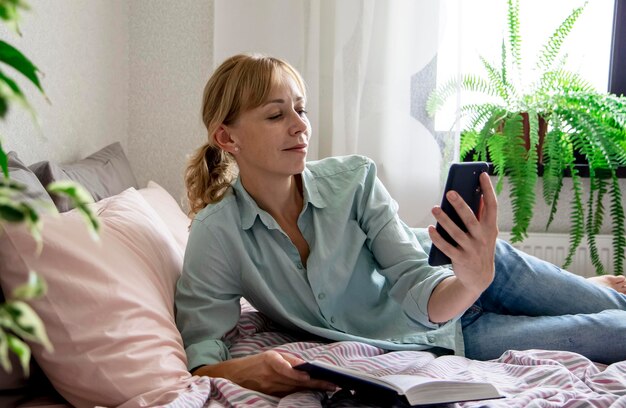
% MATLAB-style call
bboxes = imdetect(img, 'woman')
[176,53,626,396]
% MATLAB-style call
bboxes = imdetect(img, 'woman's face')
[225,72,310,184]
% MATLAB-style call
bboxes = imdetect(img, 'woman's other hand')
[192,350,337,396]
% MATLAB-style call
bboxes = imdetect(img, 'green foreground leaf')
[47,180,100,237]
[3,300,52,352]
[12,271,46,300]
[0,40,44,93]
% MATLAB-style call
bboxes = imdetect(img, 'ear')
[213,125,239,154]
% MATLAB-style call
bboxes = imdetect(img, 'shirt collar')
[233,166,327,230]
[301,165,327,210]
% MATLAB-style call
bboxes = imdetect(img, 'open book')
[294,360,503,406]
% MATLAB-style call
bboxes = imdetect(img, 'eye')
[297,108,308,116]
[268,112,282,120]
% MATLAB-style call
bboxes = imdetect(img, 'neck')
[240,173,303,223]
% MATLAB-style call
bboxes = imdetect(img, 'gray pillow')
[2,152,53,304]
[30,142,138,212]
[1,152,54,303]
[6,151,54,204]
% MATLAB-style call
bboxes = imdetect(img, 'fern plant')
[0,0,99,376]
[427,0,626,275]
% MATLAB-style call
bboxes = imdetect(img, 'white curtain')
[213,0,460,227]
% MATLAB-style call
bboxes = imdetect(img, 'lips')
[284,143,308,151]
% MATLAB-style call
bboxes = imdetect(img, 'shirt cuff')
[186,339,232,371]
[402,268,455,328]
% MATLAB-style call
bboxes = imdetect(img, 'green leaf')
[542,122,568,229]
[0,0,30,34]
[46,180,94,205]
[3,300,52,352]
[536,2,586,71]
[0,329,10,373]
[0,175,26,191]
[426,75,501,117]
[563,166,584,269]
[7,333,30,377]
[12,271,46,300]
[0,196,26,222]
[21,201,42,246]
[0,139,8,179]
[0,68,37,117]
[0,94,6,118]
[507,0,521,73]
[610,175,625,275]
[47,181,100,237]
[479,55,516,105]
[585,173,605,275]
[0,40,44,93]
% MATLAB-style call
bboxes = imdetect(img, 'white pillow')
[138,181,190,252]
[0,188,195,408]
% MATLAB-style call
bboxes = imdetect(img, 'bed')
[1,143,625,408]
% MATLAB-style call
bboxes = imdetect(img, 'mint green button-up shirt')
[175,155,463,370]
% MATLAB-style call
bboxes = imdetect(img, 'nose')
[289,109,309,137]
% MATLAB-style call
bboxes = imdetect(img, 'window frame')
[609,0,625,95]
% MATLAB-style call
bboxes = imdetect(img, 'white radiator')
[498,232,618,277]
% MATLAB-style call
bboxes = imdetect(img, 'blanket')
[165,304,626,408]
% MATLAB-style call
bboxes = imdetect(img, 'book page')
[299,360,502,405]
[380,375,501,405]
[377,375,439,394]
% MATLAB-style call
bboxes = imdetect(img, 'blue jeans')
[461,240,626,364]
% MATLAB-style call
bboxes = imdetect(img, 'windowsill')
[479,162,626,178]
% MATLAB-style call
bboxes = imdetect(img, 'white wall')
[1,0,212,209]
[128,1,212,206]
[0,0,130,164]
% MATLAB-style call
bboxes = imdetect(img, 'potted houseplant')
[0,0,98,376]
[427,0,626,275]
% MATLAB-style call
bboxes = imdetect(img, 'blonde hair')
[185,54,306,217]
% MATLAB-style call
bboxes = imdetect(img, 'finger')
[428,223,461,260]
[430,205,463,241]
[431,205,470,251]
[479,173,498,224]
[280,353,305,367]
[268,353,310,382]
[477,196,485,222]
[444,190,480,236]
[275,353,336,391]
[306,378,338,392]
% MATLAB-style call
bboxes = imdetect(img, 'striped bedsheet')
[166,303,626,408]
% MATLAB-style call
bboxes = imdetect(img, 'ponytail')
[185,142,237,218]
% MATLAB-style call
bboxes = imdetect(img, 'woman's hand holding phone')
[426,168,499,323]
[428,171,499,292]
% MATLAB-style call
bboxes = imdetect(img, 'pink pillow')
[0,188,194,408]
[138,181,190,252]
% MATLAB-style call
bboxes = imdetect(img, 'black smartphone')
[428,162,489,266]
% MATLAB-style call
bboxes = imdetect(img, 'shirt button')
[427,335,435,343]
[296,262,303,270]
[330,316,336,324]
[318,292,326,300]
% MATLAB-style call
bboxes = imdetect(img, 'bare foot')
[588,275,626,294]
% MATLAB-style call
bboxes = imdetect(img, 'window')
[434,0,616,131]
